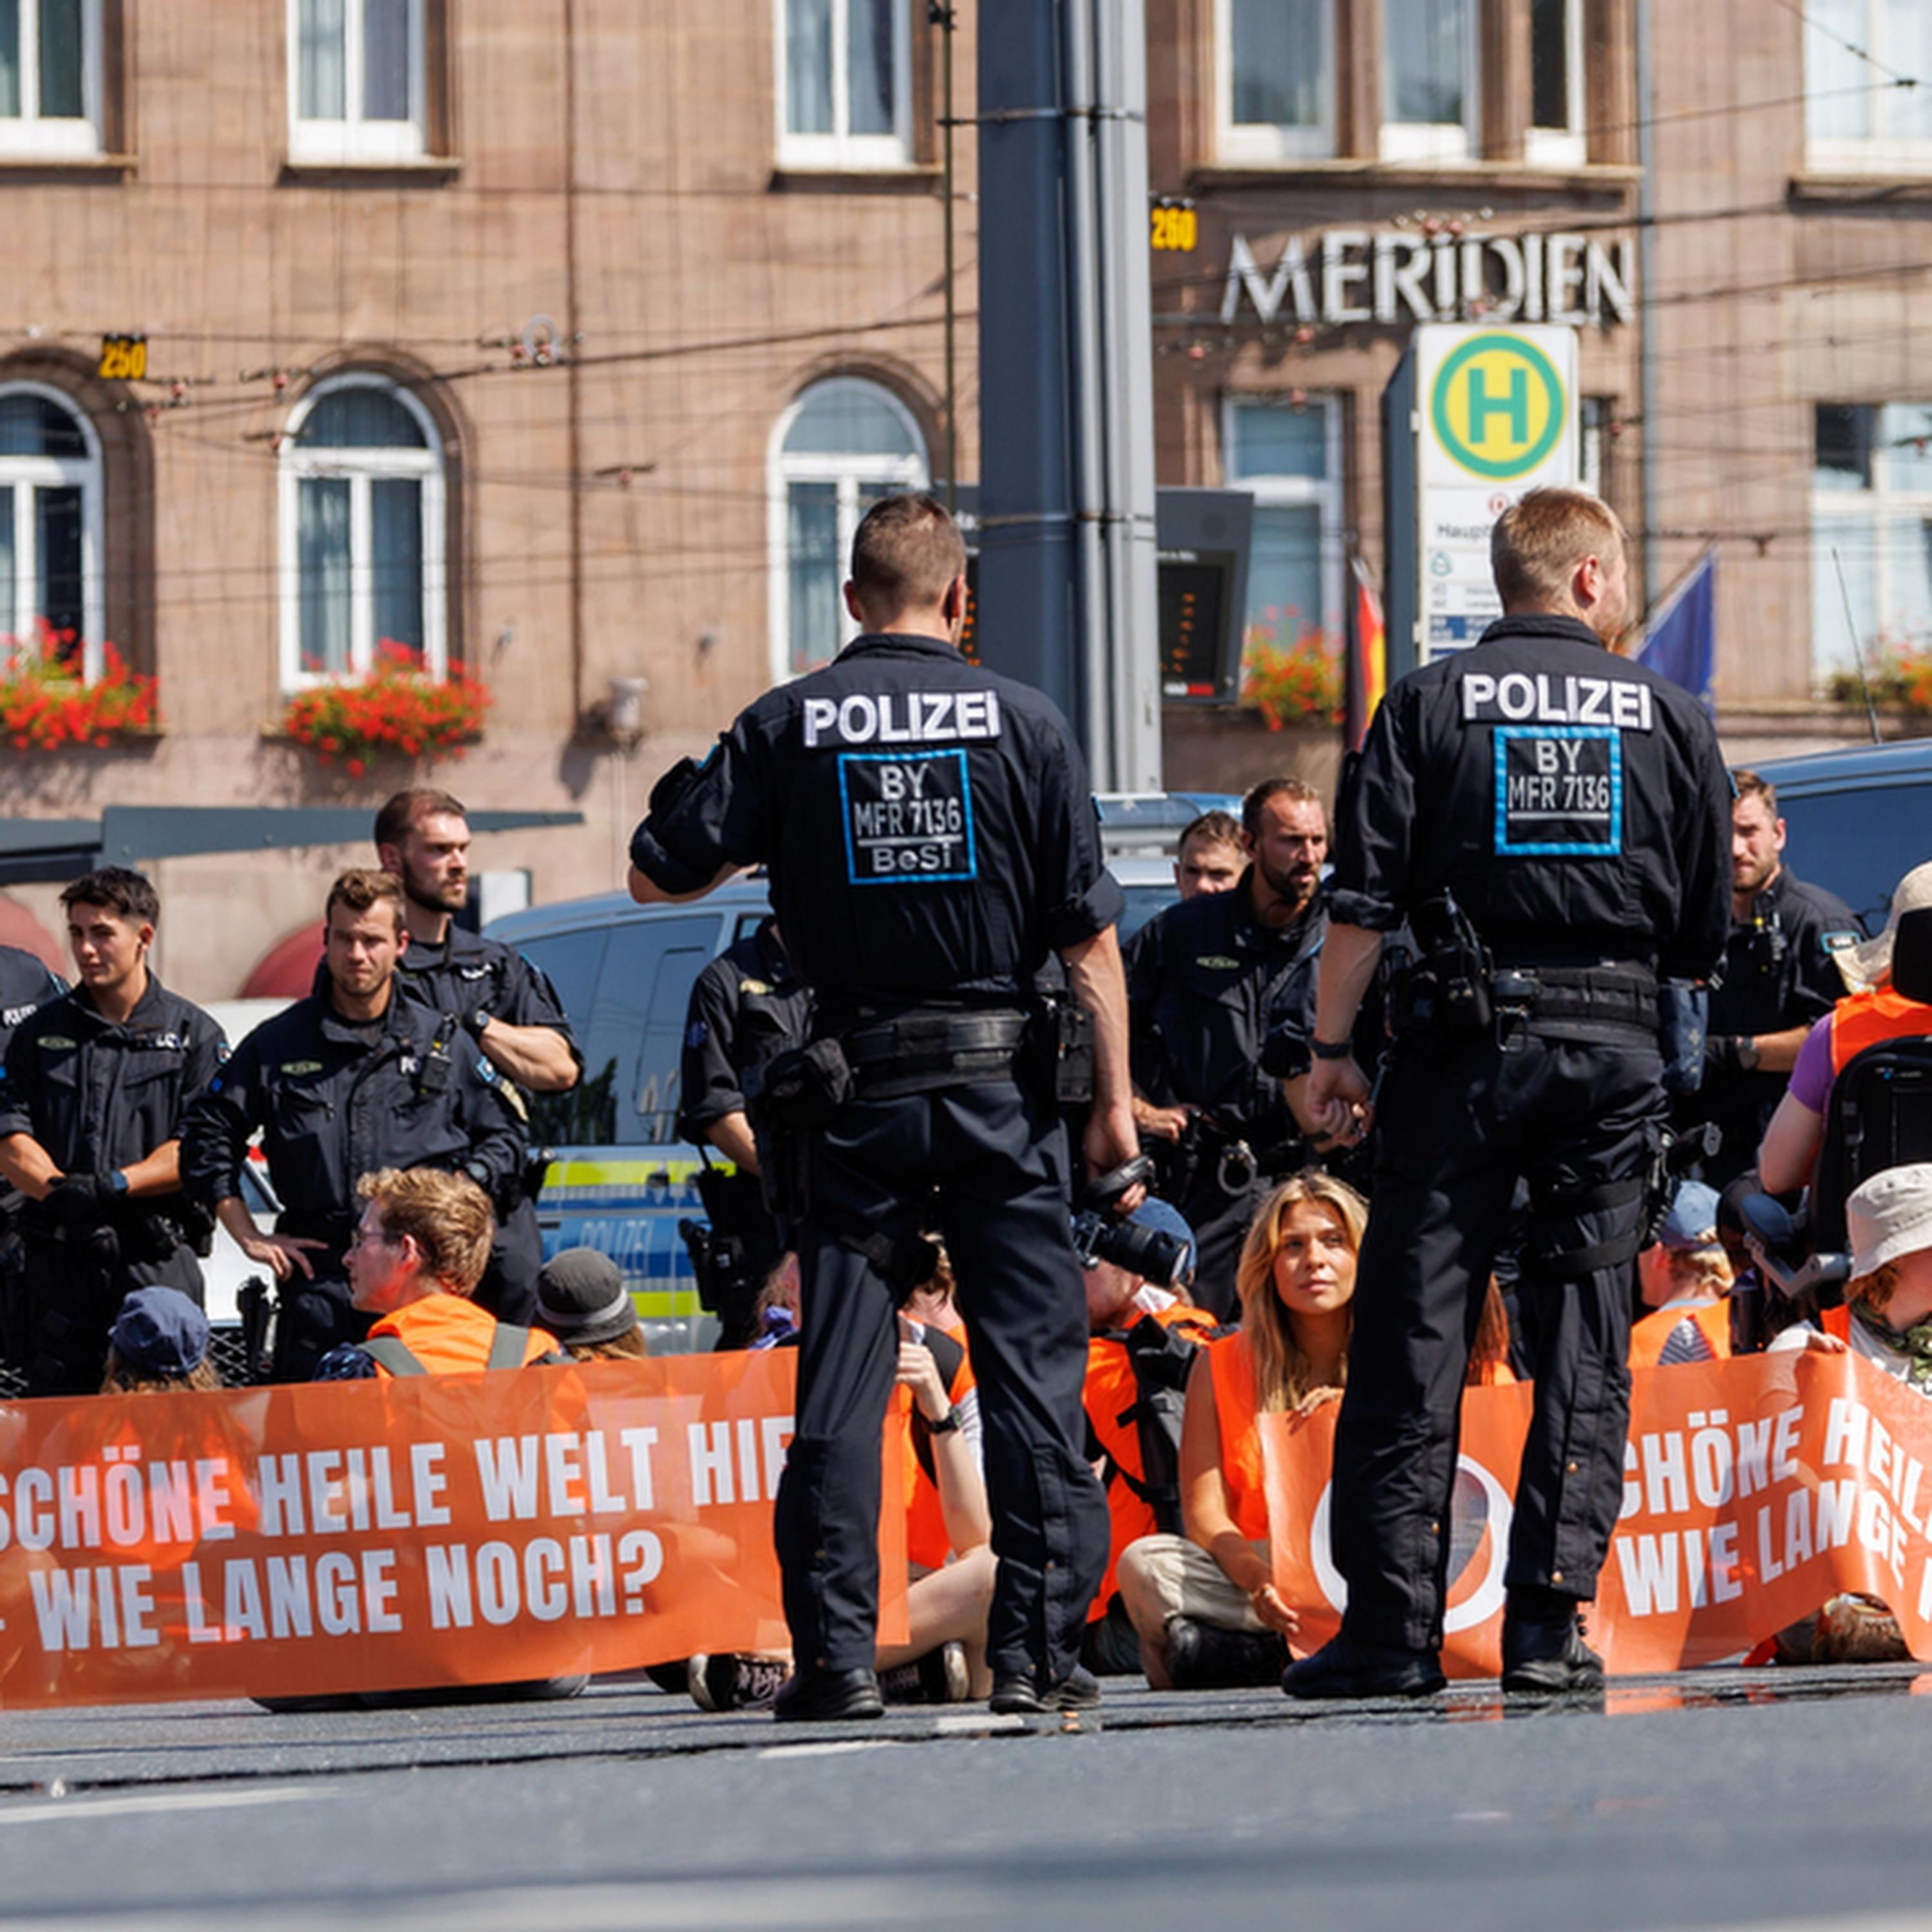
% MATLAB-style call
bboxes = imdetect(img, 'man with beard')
[182,869,527,1379]
[1679,770,1859,1189]
[1126,777,1332,1318]
[374,791,582,1322]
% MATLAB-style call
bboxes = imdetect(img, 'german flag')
[1343,555,1386,752]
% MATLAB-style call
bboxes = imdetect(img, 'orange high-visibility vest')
[1629,1298,1732,1368]
[1206,1328,1270,1542]
[1829,987,1932,1077]
[361,1296,557,1376]
[1084,1299,1218,1618]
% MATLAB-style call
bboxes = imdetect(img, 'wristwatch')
[106,1169,129,1197]
[925,1404,961,1435]
[464,1007,493,1041]
[1310,1036,1354,1061]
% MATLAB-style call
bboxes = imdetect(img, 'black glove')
[43,1173,110,1231]
[1704,1034,1760,1077]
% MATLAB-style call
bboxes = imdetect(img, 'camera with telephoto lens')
[1070,1155,1189,1289]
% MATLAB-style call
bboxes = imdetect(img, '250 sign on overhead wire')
[98,335,147,381]
[1150,198,1197,253]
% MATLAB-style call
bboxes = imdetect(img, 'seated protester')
[265,1170,575,1712]
[1758,864,1932,1195]
[748,1251,800,1350]
[537,1248,647,1361]
[313,1170,562,1381]
[102,1286,220,1394]
[1466,1277,1519,1386]
[694,1304,994,1712]
[1116,1171,1363,1690]
[1629,1181,1734,1368]
[1080,1198,1220,1675]
[1763,1164,1932,1663]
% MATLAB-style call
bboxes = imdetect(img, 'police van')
[486,794,1235,1352]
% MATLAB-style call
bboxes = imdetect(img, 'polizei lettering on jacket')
[1459,670,1654,733]
[802,690,1002,748]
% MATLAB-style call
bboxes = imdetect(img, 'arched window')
[279,374,445,687]
[0,383,102,676]
[770,377,927,679]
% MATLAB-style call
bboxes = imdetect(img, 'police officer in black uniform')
[1126,777,1332,1318]
[629,493,1137,1721]
[1681,768,1859,1189]
[0,870,226,1396]
[678,914,811,1347]
[375,789,583,1324]
[0,944,65,1367]
[1284,487,1731,1699]
[181,869,528,1381]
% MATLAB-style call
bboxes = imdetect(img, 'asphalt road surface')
[4,1666,1932,1930]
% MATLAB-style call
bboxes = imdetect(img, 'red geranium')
[281,640,491,768]
[0,623,158,750]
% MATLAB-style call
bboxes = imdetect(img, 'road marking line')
[0,1785,330,1826]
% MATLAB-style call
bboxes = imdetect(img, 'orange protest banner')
[0,1350,909,1709]
[1262,1350,1932,1676]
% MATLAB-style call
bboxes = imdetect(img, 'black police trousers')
[1331,1023,1662,1653]
[774,1076,1109,1681]
[273,1273,372,1382]
[23,1233,204,1397]
[476,1197,543,1328]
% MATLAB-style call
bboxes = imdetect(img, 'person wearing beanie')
[538,1248,647,1361]
[102,1285,220,1394]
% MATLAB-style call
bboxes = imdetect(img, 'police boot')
[773,1666,885,1723]
[1166,1616,1289,1690]
[1501,1592,1605,1694]
[1282,1631,1445,1700]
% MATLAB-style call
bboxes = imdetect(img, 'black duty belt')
[1491,965,1658,1037]
[843,1009,1030,1097]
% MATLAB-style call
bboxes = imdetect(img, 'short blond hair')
[357,1168,495,1296]
[1491,487,1625,609]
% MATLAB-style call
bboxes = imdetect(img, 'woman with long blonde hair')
[1115,1171,1365,1689]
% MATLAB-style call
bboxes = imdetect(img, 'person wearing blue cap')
[102,1285,219,1394]
[1080,1195,1218,1676]
[1629,1180,1734,1368]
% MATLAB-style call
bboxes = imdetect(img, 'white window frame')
[1379,0,1480,164]
[766,377,928,685]
[1216,0,1334,164]
[1222,392,1345,652]
[0,0,102,157]
[278,374,446,692]
[1804,1,1932,175]
[774,0,914,171]
[0,381,104,678]
[287,0,428,166]
[1810,402,1932,683]
[1524,0,1586,169]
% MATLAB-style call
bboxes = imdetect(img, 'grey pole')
[976,0,1164,790]
[1091,0,1162,791]
[974,0,1077,728]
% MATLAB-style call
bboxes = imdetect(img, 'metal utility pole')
[976,0,1162,791]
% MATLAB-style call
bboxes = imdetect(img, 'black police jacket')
[392,925,583,1072]
[0,975,226,1181]
[1126,870,1321,1148]
[1330,614,1731,978]
[0,946,64,1062]
[678,918,811,1141]
[180,987,527,1260]
[631,632,1123,1018]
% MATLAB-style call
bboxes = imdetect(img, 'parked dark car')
[1757,737,1932,933]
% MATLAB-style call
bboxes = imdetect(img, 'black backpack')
[1092,1312,1220,1535]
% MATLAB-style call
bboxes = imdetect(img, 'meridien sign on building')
[1220,229,1634,330]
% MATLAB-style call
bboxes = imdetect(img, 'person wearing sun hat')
[1757,866,1932,1196]
[536,1247,647,1361]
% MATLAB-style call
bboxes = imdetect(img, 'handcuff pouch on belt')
[743,1038,854,1222]
[1027,994,1095,1106]
[1390,893,1494,1044]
